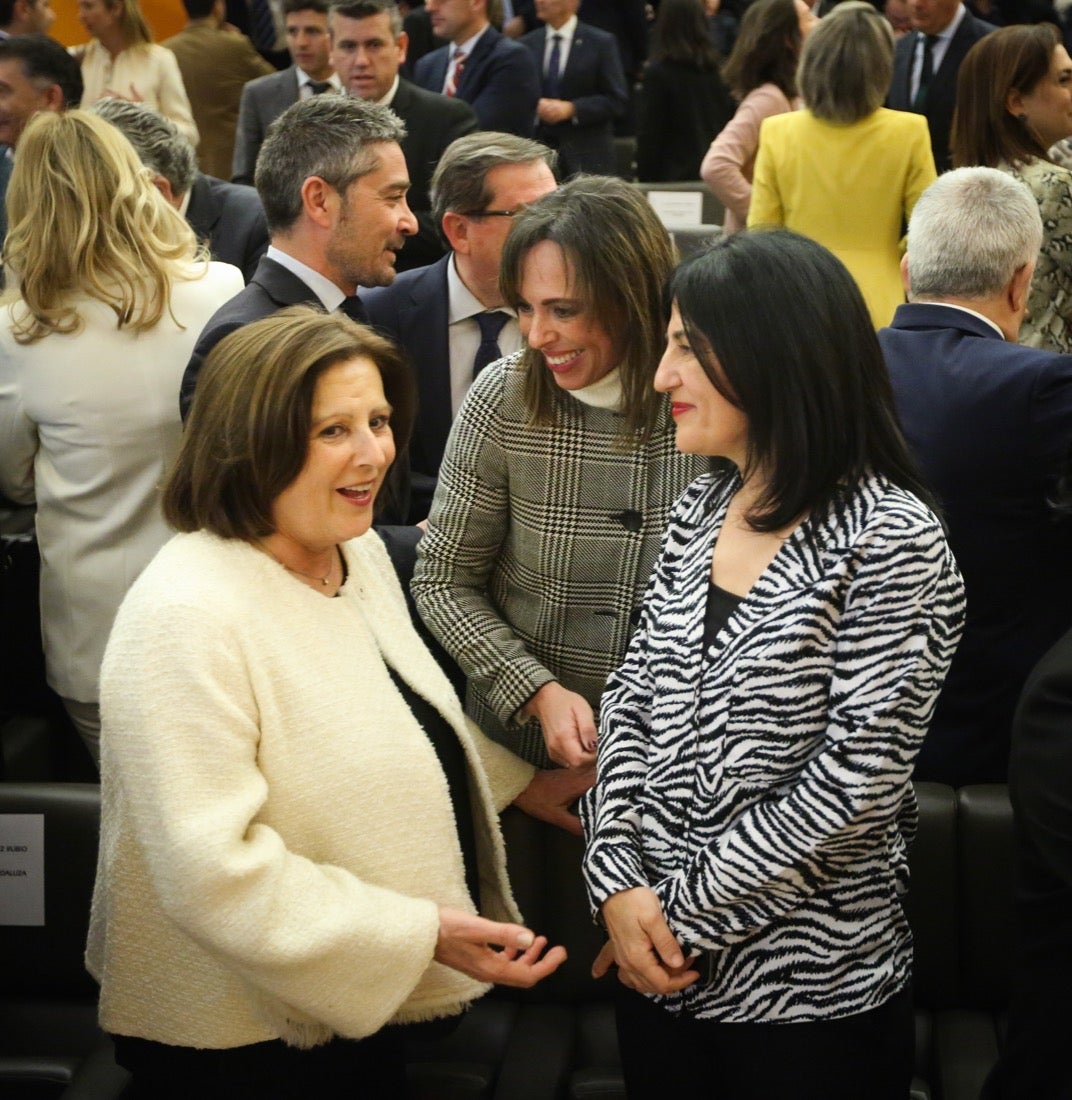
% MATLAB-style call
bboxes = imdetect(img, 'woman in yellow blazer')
[748,2,936,329]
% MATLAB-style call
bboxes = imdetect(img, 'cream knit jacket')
[86,529,534,1049]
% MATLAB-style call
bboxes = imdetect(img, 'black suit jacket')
[185,173,269,283]
[390,78,478,272]
[578,0,648,77]
[981,625,1072,1100]
[879,302,1072,784]
[413,25,540,136]
[520,22,628,176]
[362,253,452,520]
[887,14,995,173]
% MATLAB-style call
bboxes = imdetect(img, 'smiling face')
[324,141,417,291]
[655,302,751,466]
[268,356,396,558]
[1012,44,1072,149]
[286,7,333,80]
[516,239,619,391]
[330,10,406,102]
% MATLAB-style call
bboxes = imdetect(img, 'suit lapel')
[400,257,453,461]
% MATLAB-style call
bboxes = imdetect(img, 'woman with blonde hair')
[412,176,712,771]
[748,1,936,328]
[0,109,242,765]
[952,23,1072,352]
[73,0,198,145]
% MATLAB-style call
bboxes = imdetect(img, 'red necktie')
[445,49,466,97]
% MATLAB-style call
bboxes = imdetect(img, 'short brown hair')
[799,2,893,124]
[165,307,415,540]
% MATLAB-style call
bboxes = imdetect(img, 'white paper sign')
[646,191,705,229]
[0,813,45,925]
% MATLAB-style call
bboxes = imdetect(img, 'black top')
[386,667,481,910]
[704,581,743,651]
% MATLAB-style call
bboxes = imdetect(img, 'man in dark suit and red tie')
[519,0,627,177]
[414,0,540,135]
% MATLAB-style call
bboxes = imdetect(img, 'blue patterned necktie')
[545,33,563,98]
[473,311,509,377]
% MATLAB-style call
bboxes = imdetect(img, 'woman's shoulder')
[1004,156,1072,192]
[120,532,273,620]
[829,473,947,551]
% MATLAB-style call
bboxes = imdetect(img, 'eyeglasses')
[460,207,525,219]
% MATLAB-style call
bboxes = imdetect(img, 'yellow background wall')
[51,0,189,47]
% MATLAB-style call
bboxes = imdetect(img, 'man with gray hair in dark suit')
[92,98,269,283]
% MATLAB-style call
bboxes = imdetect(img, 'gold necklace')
[261,544,338,587]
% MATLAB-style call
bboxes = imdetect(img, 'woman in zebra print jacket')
[582,231,966,1098]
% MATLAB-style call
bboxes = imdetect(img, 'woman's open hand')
[593,888,700,995]
[520,681,597,768]
[435,908,567,988]
[513,763,594,836]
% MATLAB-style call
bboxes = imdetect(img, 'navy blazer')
[363,253,452,520]
[520,21,627,177]
[413,25,540,137]
[185,173,269,283]
[879,302,1072,784]
[390,78,478,272]
[887,14,994,173]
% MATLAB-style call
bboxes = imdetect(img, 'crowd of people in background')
[1,0,1071,1096]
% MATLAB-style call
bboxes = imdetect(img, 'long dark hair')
[669,230,935,531]
[952,23,1059,168]
[650,0,722,71]
[722,0,800,101]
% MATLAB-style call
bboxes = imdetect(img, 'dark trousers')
[615,983,914,1100]
[113,1028,410,1099]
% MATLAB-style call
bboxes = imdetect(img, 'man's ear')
[1008,260,1034,314]
[151,174,179,208]
[301,175,338,229]
[441,210,470,253]
[43,82,65,112]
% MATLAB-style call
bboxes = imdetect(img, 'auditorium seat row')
[0,781,1012,1099]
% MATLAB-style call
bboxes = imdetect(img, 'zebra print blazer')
[582,469,965,1022]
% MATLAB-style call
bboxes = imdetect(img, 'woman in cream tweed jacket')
[87,310,576,1096]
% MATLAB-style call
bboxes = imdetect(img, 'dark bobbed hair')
[722,0,800,101]
[0,34,83,109]
[952,23,1059,169]
[670,230,934,531]
[650,0,721,71]
[498,175,676,443]
[165,307,415,540]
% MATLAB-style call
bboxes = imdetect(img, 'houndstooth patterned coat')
[412,352,711,766]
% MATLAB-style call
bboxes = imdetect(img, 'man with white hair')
[878,165,1072,786]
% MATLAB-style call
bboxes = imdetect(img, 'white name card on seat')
[646,191,704,229]
[0,813,44,925]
